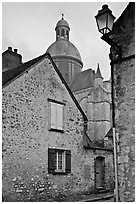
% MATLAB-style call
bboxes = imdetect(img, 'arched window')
[61,29,65,37]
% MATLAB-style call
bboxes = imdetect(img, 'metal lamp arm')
[101,33,122,59]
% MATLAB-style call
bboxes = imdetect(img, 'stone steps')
[79,193,114,202]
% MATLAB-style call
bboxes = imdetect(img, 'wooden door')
[95,157,105,189]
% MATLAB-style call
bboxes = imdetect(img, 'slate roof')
[70,68,95,92]
[56,18,70,30]
[46,39,83,64]
[113,3,133,28]
[2,53,46,87]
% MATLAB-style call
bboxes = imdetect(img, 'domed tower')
[46,14,83,85]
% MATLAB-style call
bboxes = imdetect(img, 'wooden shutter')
[50,102,57,129]
[57,104,63,130]
[66,150,71,173]
[48,148,56,173]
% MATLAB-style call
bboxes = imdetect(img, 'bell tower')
[55,14,70,41]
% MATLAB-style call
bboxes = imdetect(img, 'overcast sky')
[2,1,128,80]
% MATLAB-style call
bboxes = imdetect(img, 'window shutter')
[50,102,57,129]
[66,150,71,173]
[48,148,56,173]
[57,104,63,130]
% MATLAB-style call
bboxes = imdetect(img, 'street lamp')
[95,4,120,202]
[95,4,115,35]
[95,4,121,59]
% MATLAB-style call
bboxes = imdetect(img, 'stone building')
[2,13,114,202]
[2,52,113,201]
[109,2,135,202]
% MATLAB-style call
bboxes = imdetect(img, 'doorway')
[95,156,105,189]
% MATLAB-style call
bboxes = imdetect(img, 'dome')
[55,19,70,30]
[55,14,70,30]
[46,40,82,64]
[46,15,83,85]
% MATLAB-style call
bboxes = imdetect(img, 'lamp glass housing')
[95,5,115,35]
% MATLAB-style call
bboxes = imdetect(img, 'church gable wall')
[87,86,111,144]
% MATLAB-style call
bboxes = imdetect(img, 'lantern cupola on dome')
[55,14,70,41]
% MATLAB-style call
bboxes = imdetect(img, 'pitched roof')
[70,68,95,92]
[113,3,134,28]
[2,52,88,122]
[2,53,46,87]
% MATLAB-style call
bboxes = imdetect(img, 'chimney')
[14,49,18,54]
[2,47,22,72]
[8,46,12,51]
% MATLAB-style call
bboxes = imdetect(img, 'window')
[57,30,60,39]
[55,150,65,172]
[66,30,69,39]
[48,100,64,131]
[48,148,71,174]
[61,29,65,37]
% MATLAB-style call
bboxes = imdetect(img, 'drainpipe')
[110,59,118,202]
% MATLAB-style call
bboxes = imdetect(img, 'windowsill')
[53,171,67,175]
[49,128,64,133]
[96,186,105,191]
[55,169,65,173]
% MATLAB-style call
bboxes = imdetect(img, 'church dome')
[46,15,83,85]
[46,39,82,64]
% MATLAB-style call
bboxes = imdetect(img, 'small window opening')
[66,30,69,39]
[61,29,65,37]
[57,30,60,39]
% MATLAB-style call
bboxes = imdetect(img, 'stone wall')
[111,3,135,202]
[74,79,111,145]
[87,85,111,145]
[114,58,135,202]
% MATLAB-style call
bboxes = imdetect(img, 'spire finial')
[96,63,103,79]
[61,13,64,19]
